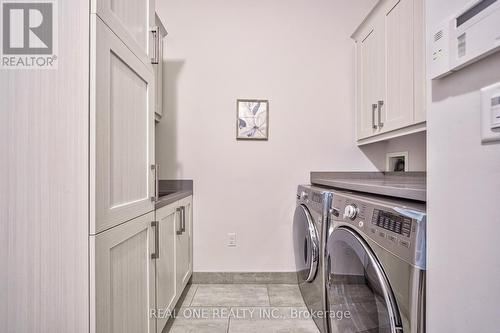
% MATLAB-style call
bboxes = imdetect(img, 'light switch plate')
[481,82,500,143]
[227,233,236,247]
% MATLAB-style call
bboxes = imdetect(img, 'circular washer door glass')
[325,227,402,333]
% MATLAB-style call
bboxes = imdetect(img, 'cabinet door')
[91,16,155,234]
[154,36,164,120]
[356,18,385,140]
[91,212,156,333]
[176,196,193,290]
[92,0,155,65]
[155,203,177,333]
[381,0,415,132]
[154,14,166,121]
[413,0,426,124]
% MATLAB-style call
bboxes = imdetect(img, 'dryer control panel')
[330,192,426,269]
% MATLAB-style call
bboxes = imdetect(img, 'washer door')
[293,204,319,283]
[325,227,402,333]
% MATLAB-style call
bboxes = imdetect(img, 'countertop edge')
[310,172,427,202]
[155,190,193,209]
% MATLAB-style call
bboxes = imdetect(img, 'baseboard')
[191,272,298,284]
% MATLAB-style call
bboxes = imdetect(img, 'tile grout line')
[266,284,272,307]
[188,284,199,307]
[226,308,231,333]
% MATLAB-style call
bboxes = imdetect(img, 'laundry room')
[2,0,500,332]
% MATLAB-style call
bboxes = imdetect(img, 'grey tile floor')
[165,284,321,333]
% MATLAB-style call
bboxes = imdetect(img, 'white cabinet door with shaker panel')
[152,194,193,332]
[90,16,155,234]
[175,196,193,291]
[91,0,156,66]
[355,15,385,140]
[154,202,177,333]
[91,212,156,333]
[353,0,426,144]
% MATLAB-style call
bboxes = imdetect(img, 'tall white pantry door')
[90,16,155,234]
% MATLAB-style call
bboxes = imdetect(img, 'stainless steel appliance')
[293,185,332,333]
[325,191,426,333]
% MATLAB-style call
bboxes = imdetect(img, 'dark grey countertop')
[155,180,193,209]
[310,172,426,202]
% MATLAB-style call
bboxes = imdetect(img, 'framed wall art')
[236,99,269,140]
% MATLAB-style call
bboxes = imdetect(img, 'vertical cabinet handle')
[372,104,378,129]
[151,221,159,259]
[181,206,186,233]
[377,100,384,128]
[176,207,183,235]
[151,164,159,202]
[151,26,160,64]
[155,165,159,201]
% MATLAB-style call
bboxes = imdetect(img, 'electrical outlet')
[227,233,236,247]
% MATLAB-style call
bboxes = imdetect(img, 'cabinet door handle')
[151,221,159,259]
[151,164,159,202]
[377,100,384,128]
[151,26,160,64]
[176,207,183,235]
[181,206,186,233]
[372,104,378,129]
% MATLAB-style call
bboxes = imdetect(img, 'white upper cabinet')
[154,14,168,121]
[92,0,155,66]
[383,0,415,132]
[353,0,426,144]
[91,16,155,234]
[357,16,385,139]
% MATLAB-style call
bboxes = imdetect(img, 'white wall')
[360,131,427,171]
[155,0,426,272]
[426,1,500,331]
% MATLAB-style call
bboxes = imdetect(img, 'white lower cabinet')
[154,196,194,332]
[91,212,156,333]
[155,203,177,333]
[91,195,193,333]
[176,196,193,290]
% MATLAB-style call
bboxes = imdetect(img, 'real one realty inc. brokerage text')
[150,307,352,320]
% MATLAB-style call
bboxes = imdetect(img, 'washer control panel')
[331,192,426,267]
[372,209,412,238]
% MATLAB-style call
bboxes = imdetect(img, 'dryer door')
[293,204,319,283]
[325,227,402,333]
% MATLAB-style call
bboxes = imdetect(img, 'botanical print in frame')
[236,99,269,140]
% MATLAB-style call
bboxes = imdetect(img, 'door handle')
[372,104,378,129]
[377,100,384,128]
[151,164,159,202]
[326,255,332,288]
[176,207,183,235]
[151,26,160,64]
[151,221,159,259]
[181,206,186,233]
